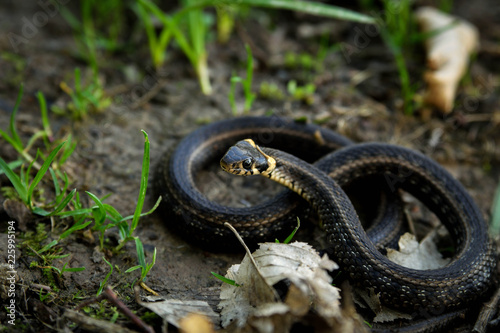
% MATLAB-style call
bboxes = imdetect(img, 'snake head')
[221,139,275,176]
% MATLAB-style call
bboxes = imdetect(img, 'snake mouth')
[220,139,277,176]
[220,159,229,172]
[220,159,249,176]
[220,157,254,176]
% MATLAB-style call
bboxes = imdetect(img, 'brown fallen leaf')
[386,232,450,270]
[415,6,479,113]
[355,231,450,325]
[138,297,219,329]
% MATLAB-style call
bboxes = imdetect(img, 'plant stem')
[184,0,212,95]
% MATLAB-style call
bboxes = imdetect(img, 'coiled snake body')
[220,138,497,314]
[155,116,497,330]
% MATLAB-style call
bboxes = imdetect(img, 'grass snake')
[155,116,497,331]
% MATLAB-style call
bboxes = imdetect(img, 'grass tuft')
[1,88,160,291]
[125,238,157,283]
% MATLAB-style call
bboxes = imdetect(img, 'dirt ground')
[1,0,500,332]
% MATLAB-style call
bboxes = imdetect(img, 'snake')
[220,138,497,328]
[154,116,405,251]
[154,116,497,330]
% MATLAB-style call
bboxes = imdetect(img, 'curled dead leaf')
[415,6,479,113]
[218,241,368,332]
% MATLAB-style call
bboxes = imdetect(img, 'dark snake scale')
[155,116,497,331]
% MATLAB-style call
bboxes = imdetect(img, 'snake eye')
[242,158,252,170]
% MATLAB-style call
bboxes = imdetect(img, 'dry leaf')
[139,297,219,328]
[415,6,479,113]
[386,232,450,269]
[218,241,358,332]
[355,232,449,324]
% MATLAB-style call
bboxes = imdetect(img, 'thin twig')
[30,283,52,292]
[103,287,155,333]
[74,286,155,333]
[64,309,138,333]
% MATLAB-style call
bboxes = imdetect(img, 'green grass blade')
[49,168,61,198]
[58,4,82,31]
[136,2,159,65]
[55,208,92,218]
[73,191,82,209]
[244,44,253,90]
[157,27,174,61]
[103,203,124,222]
[32,207,50,216]
[103,203,128,240]
[139,0,197,63]
[9,83,25,150]
[211,272,240,286]
[283,217,300,244]
[491,181,500,234]
[37,91,53,142]
[148,247,157,270]
[140,247,157,281]
[130,130,150,234]
[243,44,256,111]
[184,0,203,56]
[183,0,212,95]
[125,265,142,273]
[169,17,197,64]
[229,74,241,114]
[61,171,70,193]
[38,240,58,254]
[47,266,61,275]
[50,188,77,216]
[0,156,28,202]
[134,237,147,269]
[58,135,77,166]
[86,191,107,226]
[59,220,93,240]
[81,1,98,76]
[24,157,35,188]
[27,142,66,208]
[0,160,23,175]
[118,196,161,223]
[62,267,86,273]
[0,130,21,150]
[97,257,113,296]
[135,0,175,68]
[179,0,376,24]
